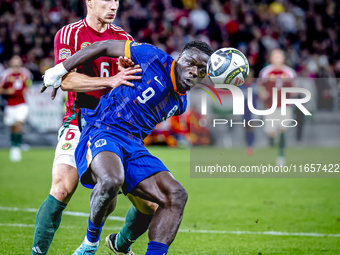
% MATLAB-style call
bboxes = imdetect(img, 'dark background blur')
[0,0,339,78]
[0,0,339,148]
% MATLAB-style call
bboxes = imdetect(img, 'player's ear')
[86,0,93,8]
[177,53,182,61]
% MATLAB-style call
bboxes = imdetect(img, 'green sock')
[11,133,22,147]
[269,137,274,147]
[31,194,66,255]
[10,133,17,147]
[116,206,153,252]
[279,133,285,157]
[16,133,22,146]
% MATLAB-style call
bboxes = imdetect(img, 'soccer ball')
[207,48,249,87]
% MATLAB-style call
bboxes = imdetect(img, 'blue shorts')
[243,97,257,122]
[75,124,169,194]
[244,99,252,122]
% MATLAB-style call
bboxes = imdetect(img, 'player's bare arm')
[42,41,134,94]
[0,87,15,95]
[60,66,141,92]
[46,65,141,99]
[62,40,127,71]
[0,78,15,95]
[60,53,140,92]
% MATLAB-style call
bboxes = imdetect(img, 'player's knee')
[50,182,78,202]
[52,188,70,202]
[51,165,79,202]
[98,175,124,197]
[165,184,188,209]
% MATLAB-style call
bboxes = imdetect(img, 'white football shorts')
[3,103,29,126]
[53,124,80,170]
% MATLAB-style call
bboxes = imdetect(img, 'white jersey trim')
[60,26,65,44]
[259,65,274,79]
[259,64,296,79]
[281,65,297,78]
[63,26,69,45]
[109,25,133,40]
[67,20,82,45]
[74,24,84,51]
[59,20,83,45]
[118,33,130,40]
[110,24,124,31]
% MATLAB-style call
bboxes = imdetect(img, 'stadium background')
[0,0,340,254]
[0,0,340,147]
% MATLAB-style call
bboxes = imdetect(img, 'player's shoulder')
[109,23,125,32]
[1,68,14,79]
[259,64,274,78]
[130,41,171,63]
[108,24,133,40]
[18,67,32,79]
[0,68,13,84]
[57,20,85,34]
[131,41,168,54]
[282,64,297,78]
[56,20,85,42]
[2,68,13,76]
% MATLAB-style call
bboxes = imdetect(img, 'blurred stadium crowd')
[0,0,339,78]
[0,0,339,148]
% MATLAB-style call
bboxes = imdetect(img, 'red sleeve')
[54,26,76,65]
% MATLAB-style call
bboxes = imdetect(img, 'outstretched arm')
[0,87,15,95]
[62,40,127,71]
[60,66,139,92]
[42,40,137,98]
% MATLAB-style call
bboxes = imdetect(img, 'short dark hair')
[182,40,214,57]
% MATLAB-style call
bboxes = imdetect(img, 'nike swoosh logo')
[154,76,164,87]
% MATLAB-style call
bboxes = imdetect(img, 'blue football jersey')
[81,41,187,139]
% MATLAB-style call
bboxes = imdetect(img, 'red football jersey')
[54,19,133,127]
[258,64,296,108]
[0,67,32,106]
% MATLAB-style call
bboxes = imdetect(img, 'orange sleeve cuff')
[124,40,132,59]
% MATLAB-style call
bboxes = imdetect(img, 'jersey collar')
[170,60,186,96]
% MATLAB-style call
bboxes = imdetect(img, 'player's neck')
[85,16,108,33]
[272,64,283,70]
[11,68,20,74]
